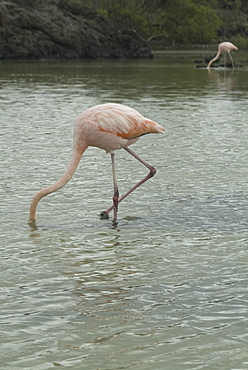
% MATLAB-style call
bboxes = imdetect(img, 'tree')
[157,0,222,44]
[76,0,248,46]
[215,0,248,39]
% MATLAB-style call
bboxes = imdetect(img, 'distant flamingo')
[29,103,165,226]
[207,42,238,69]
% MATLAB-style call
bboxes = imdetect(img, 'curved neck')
[29,142,88,220]
[207,50,221,69]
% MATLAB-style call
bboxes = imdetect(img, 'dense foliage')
[83,0,248,47]
[6,0,248,47]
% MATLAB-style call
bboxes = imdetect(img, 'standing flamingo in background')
[29,103,165,226]
[207,42,238,69]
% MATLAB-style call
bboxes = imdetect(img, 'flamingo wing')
[93,103,165,139]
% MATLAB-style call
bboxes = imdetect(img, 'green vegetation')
[83,0,248,48]
[8,0,248,48]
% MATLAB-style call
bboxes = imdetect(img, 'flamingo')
[29,103,165,226]
[207,42,238,69]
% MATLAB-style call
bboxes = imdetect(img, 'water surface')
[0,56,248,369]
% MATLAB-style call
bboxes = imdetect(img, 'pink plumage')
[30,103,165,226]
[207,42,238,69]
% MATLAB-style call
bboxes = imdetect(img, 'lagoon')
[0,55,248,369]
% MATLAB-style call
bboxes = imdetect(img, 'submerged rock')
[0,0,153,60]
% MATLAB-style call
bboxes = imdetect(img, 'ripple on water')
[1,59,248,369]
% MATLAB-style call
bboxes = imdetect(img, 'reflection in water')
[1,58,248,369]
[28,220,39,232]
[207,68,237,92]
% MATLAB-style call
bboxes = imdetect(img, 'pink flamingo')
[29,103,165,226]
[207,42,238,69]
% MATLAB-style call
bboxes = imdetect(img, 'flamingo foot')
[100,211,109,220]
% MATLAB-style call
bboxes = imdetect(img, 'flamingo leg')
[111,152,119,226]
[100,147,156,220]
[224,54,226,68]
[228,52,235,69]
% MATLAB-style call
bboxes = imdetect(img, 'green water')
[0,56,248,369]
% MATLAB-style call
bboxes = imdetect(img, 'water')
[0,55,248,369]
